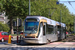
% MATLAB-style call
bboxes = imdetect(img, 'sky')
[59,0,75,15]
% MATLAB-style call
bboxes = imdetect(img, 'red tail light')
[33,37,35,38]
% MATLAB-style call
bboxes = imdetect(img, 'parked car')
[19,32,23,35]
[0,32,13,42]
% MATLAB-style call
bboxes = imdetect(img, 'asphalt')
[0,36,75,50]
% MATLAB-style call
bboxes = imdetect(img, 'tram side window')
[55,26,57,33]
[63,27,66,33]
[46,24,54,34]
[48,26,54,34]
[57,26,61,31]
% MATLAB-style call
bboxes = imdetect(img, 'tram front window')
[25,22,39,34]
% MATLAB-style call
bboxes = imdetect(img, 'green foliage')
[10,34,22,36]
[2,0,29,19]
[0,0,75,32]
[10,34,17,36]
[0,0,4,12]
[0,23,10,32]
[18,26,24,32]
[30,0,75,31]
[0,0,29,34]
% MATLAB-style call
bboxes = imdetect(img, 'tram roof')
[26,16,66,27]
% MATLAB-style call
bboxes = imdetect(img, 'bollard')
[17,36,18,43]
[8,35,11,44]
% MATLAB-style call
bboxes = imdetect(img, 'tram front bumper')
[22,38,43,44]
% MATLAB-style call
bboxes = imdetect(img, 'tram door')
[43,22,47,43]
[57,26,61,40]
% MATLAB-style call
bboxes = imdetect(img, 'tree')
[1,0,29,34]
[30,0,74,31]
[0,23,10,32]
[0,1,4,12]
[0,0,75,32]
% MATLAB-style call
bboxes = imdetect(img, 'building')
[0,12,9,24]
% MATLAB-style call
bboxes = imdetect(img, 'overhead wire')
[67,1,75,10]
[59,0,75,14]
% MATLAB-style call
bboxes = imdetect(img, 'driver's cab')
[24,18,40,38]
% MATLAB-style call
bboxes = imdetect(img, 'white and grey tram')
[22,16,66,44]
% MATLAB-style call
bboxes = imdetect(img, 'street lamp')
[74,16,75,33]
[56,1,62,23]
[29,0,31,15]
[56,1,62,38]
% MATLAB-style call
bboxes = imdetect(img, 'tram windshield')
[25,22,39,34]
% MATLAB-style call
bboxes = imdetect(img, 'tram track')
[59,34,75,42]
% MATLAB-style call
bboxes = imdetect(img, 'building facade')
[0,12,9,24]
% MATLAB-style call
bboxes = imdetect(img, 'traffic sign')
[56,1,59,4]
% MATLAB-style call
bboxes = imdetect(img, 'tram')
[22,16,66,44]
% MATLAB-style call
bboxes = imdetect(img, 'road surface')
[0,36,75,50]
